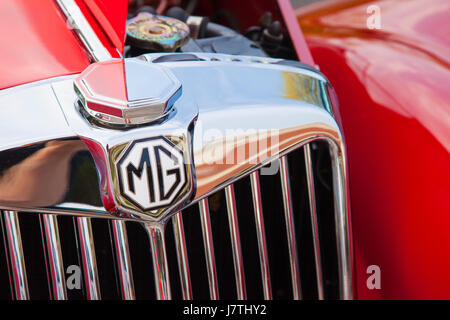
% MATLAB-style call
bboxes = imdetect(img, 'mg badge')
[113,136,190,219]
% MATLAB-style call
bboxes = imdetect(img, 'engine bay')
[125,0,298,60]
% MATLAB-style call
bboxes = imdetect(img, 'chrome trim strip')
[76,217,101,300]
[111,220,135,300]
[172,213,192,300]
[56,0,112,62]
[2,211,29,300]
[279,157,302,300]
[328,141,353,299]
[249,172,272,300]
[199,198,219,300]
[224,185,246,300]
[144,224,172,300]
[41,214,67,300]
[304,144,324,300]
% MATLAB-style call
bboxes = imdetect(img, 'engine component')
[165,6,208,39]
[126,12,189,52]
[136,5,156,15]
[180,21,267,57]
[244,12,297,60]
[185,15,209,39]
[125,7,268,58]
[165,5,189,22]
[260,20,283,56]
[180,34,266,57]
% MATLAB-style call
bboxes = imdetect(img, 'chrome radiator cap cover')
[74,59,182,126]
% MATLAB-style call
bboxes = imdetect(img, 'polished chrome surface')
[172,213,192,300]
[145,224,172,300]
[304,144,324,300]
[199,198,219,300]
[279,157,302,300]
[249,172,272,300]
[0,138,102,212]
[56,0,111,62]
[74,59,182,126]
[111,220,135,300]
[0,53,353,298]
[41,214,67,300]
[2,211,29,300]
[77,217,101,300]
[328,141,353,300]
[0,77,75,152]
[224,185,246,300]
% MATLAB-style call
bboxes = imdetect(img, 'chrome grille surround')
[0,53,352,300]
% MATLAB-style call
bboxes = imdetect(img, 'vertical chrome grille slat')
[144,224,171,300]
[249,172,272,300]
[111,220,135,300]
[329,143,353,299]
[41,214,67,300]
[199,198,219,300]
[2,210,29,300]
[76,217,101,300]
[279,157,302,300]
[224,184,246,300]
[172,212,193,300]
[304,144,325,300]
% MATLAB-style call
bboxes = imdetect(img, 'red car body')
[1,0,449,299]
[295,0,450,299]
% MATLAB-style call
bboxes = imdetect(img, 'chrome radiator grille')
[0,141,351,300]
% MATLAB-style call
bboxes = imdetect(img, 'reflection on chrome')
[145,224,172,300]
[279,156,302,300]
[77,217,101,300]
[2,211,29,300]
[199,198,220,300]
[111,219,135,300]
[304,144,324,300]
[250,171,272,300]
[172,212,193,300]
[41,214,67,300]
[225,184,246,300]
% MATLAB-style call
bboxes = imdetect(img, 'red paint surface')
[0,0,90,89]
[296,0,450,299]
[75,0,128,56]
[83,0,128,52]
[74,0,124,58]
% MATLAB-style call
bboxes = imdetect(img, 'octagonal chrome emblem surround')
[109,135,194,221]
[74,59,182,126]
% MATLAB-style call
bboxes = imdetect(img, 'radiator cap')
[74,59,182,127]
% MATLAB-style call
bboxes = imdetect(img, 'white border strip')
[57,0,112,62]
